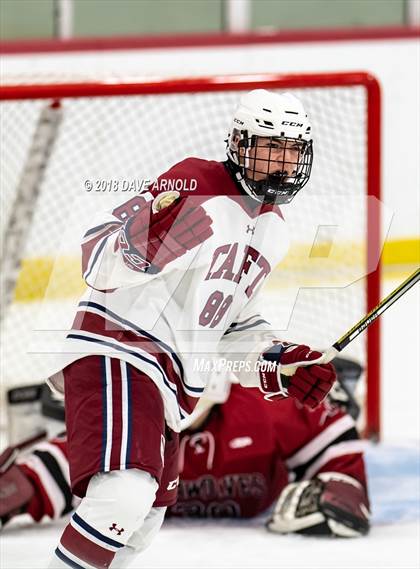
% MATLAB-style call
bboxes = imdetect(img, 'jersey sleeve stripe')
[18,453,65,519]
[291,427,360,481]
[302,440,368,481]
[34,442,70,485]
[286,414,356,470]
[83,221,121,241]
[83,233,114,282]
[32,450,73,515]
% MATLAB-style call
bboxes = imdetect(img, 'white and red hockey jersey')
[49,158,289,431]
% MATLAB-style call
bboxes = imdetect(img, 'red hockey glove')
[258,342,336,408]
[267,472,370,537]
[119,195,213,273]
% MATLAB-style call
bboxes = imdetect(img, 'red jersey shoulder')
[110,159,229,220]
[155,158,283,219]
[150,158,238,199]
[121,157,283,221]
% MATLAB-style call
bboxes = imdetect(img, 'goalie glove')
[119,192,213,273]
[267,472,370,538]
[258,342,336,408]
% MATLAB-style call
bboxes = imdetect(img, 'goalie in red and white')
[1,357,369,539]
[33,89,343,567]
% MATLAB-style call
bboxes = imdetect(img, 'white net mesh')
[0,80,379,430]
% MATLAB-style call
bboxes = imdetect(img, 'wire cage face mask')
[226,90,313,205]
[237,134,313,205]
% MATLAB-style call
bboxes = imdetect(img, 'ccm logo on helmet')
[281,121,303,127]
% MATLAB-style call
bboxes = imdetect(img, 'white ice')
[1,278,419,568]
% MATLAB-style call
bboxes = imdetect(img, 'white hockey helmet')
[227,89,313,204]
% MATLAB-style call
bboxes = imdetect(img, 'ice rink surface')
[1,278,419,568]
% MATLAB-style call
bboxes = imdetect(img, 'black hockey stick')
[281,268,420,373]
[322,267,420,363]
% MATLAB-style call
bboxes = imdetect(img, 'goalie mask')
[227,89,313,205]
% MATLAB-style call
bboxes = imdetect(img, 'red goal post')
[0,72,381,438]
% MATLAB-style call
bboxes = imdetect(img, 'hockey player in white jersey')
[48,89,337,568]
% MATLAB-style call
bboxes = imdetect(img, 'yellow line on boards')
[381,238,420,266]
[11,238,420,303]
[13,257,85,302]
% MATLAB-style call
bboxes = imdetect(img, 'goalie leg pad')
[267,472,370,538]
[266,479,328,535]
[318,472,370,536]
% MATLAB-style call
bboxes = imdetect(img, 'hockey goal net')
[0,73,381,438]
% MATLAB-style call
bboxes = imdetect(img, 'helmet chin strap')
[225,153,262,202]
[226,148,288,205]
